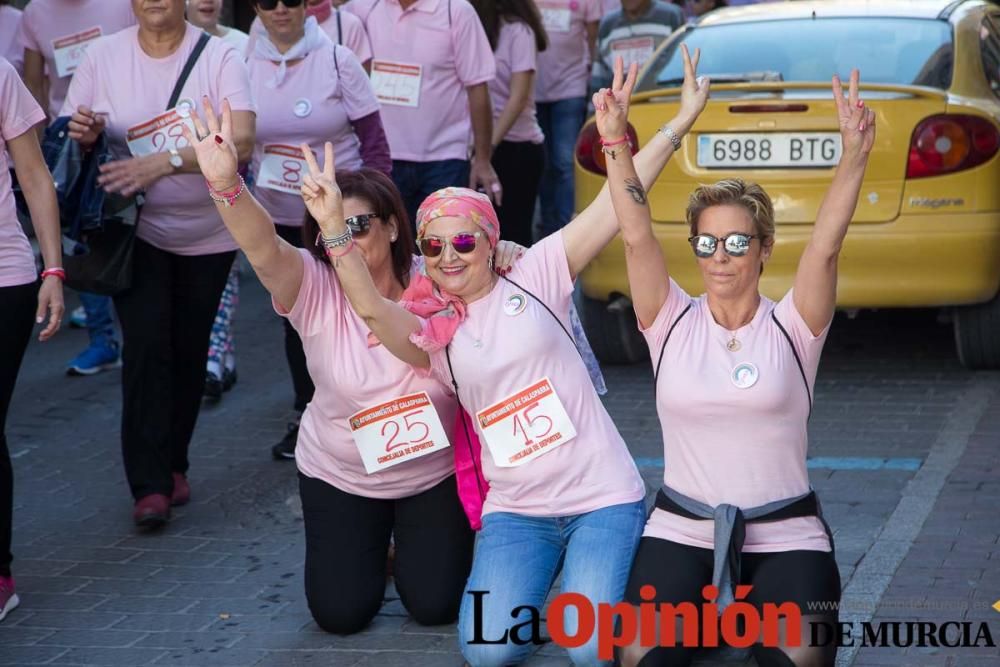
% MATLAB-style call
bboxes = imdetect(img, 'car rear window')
[639,18,953,92]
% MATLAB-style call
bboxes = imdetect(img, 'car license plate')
[696,133,841,168]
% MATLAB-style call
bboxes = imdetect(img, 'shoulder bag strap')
[167,32,211,111]
[653,303,692,392]
[770,310,813,420]
[337,9,343,45]
[499,275,577,351]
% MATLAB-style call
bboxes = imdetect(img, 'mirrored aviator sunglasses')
[418,231,482,258]
[255,0,304,10]
[345,213,378,238]
[688,233,759,258]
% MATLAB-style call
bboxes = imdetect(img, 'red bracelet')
[207,175,246,208]
[600,135,629,147]
[41,268,66,281]
[324,238,356,258]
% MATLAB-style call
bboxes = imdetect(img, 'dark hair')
[302,169,414,289]
[472,0,547,53]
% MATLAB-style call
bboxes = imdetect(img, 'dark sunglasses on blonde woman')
[418,231,483,258]
[255,0,304,10]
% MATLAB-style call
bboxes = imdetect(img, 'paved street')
[2,267,998,667]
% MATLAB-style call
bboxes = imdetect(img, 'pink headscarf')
[401,188,502,353]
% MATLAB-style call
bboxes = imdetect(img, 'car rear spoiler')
[636,81,950,104]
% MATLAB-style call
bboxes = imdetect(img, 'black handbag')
[62,32,211,295]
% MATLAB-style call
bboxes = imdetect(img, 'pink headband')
[415,187,501,247]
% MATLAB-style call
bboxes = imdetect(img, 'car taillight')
[907,114,1000,179]
[575,122,640,175]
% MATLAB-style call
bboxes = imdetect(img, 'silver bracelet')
[658,124,683,152]
[319,228,353,250]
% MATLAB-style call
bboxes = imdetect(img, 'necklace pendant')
[727,337,741,352]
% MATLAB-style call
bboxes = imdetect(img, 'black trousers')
[622,537,841,666]
[492,140,546,248]
[0,281,37,577]
[274,224,315,412]
[113,239,235,499]
[298,472,475,634]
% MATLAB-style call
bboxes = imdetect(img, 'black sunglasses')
[255,0,304,10]
[688,233,759,258]
[345,213,379,237]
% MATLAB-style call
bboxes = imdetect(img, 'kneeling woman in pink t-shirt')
[607,51,875,667]
[278,58,710,666]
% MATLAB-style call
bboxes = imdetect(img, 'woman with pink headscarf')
[279,54,711,666]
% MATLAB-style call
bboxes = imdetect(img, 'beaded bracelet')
[207,174,245,208]
[40,267,66,281]
[318,227,353,251]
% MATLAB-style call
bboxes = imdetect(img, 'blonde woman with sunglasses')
[605,51,875,666]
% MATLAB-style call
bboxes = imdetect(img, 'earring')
[488,255,495,270]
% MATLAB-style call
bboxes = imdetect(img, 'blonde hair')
[686,179,775,245]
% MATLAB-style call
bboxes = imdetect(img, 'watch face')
[169,153,183,168]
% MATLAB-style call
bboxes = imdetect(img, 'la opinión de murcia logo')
[467,588,1000,659]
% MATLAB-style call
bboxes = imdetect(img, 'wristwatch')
[168,148,183,170]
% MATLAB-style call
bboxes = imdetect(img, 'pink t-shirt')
[490,20,544,145]
[355,0,496,162]
[0,58,45,289]
[276,250,457,499]
[641,279,832,553]
[250,43,379,228]
[0,6,23,75]
[62,25,255,256]
[534,0,601,103]
[17,0,136,120]
[423,233,645,517]
[247,10,372,64]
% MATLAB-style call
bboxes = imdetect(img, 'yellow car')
[575,0,1000,368]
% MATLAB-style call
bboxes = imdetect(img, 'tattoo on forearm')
[624,177,647,205]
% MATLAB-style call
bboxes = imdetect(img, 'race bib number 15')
[476,377,577,468]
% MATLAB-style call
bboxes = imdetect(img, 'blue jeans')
[79,291,117,346]
[537,97,588,239]
[458,500,646,666]
[392,159,470,231]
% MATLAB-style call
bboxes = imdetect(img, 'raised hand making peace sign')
[832,68,877,158]
[299,142,345,239]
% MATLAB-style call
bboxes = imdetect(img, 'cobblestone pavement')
[2,269,998,667]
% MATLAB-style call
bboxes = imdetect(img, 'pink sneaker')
[171,473,190,507]
[0,576,19,623]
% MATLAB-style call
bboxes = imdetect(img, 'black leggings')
[0,281,37,577]
[275,224,314,411]
[492,140,545,248]
[298,472,475,634]
[620,537,841,667]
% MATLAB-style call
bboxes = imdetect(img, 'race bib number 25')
[349,392,451,474]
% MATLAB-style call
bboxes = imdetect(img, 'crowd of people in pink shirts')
[0,1,867,666]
